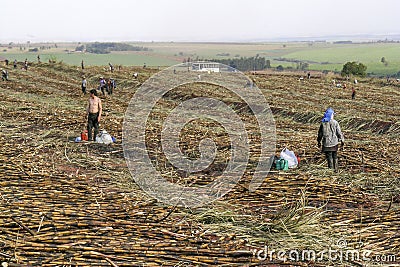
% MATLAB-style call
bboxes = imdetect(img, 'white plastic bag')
[96,130,113,144]
[280,148,298,168]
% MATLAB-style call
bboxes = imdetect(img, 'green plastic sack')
[275,158,289,171]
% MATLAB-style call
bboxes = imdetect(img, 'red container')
[81,130,88,141]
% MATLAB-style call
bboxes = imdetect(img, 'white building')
[191,62,220,72]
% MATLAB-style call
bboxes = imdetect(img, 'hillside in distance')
[2,40,400,76]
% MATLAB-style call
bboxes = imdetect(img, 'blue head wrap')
[322,108,334,122]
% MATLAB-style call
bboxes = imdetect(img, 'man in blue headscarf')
[317,108,344,172]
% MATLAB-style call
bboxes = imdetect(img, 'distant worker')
[37,55,41,63]
[317,108,344,172]
[108,62,114,73]
[307,72,311,79]
[351,87,356,100]
[107,78,116,95]
[13,59,17,69]
[4,59,9,66]
[106,78,112,95]
[99,77,107,95]
[86,89,102,141]
[24,59,28,71]
[143,63,146,69]
[81,76,87,94]
[133,73,138,79]
[81,60,85,70]
[1,68,9,81]
[112,78,116,91]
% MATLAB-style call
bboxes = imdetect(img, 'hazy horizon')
[1,0,399,43]
[3,33,400,44]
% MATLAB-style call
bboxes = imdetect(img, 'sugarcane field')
[0,59,398,267]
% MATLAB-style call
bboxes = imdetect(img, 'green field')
[1,42,400,75]
[282,43,400,75]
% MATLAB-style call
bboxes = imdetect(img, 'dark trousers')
[107,85,113,95]
[87,113,99,141]
[82,86,86,94]
[100,85,106,95]
[324,151,338,170]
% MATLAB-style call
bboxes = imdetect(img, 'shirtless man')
[86,89,102,141]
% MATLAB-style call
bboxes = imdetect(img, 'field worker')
[106,78,112,95]
[86,89,102,141]
[24,59,28,71]
[81,60,85,70]
[99,77,107,95]
[81,76,87,94]
[351,87,356,100]
[107,78,116,95]
[317,108,344,172]
[1,68,9,81]
[13,59,17,69]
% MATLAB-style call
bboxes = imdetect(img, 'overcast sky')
[1,0,399,42]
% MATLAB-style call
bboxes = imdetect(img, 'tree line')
[78,42,151,54]
[211,56,271,71]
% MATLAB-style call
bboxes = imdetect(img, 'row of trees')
[211,56,271,71]
[81,42,151,54]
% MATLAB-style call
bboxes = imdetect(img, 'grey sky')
[1,0,399,42]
